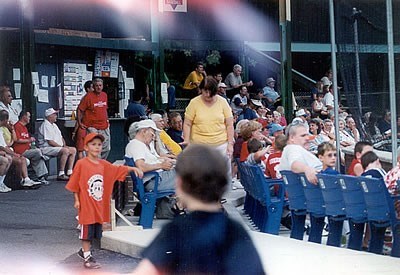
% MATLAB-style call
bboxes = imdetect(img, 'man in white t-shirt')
[38,108,76,181]
[125,119,175,191]
[279,122,322,183]
[279,122,323,241]
[323,85,334,118]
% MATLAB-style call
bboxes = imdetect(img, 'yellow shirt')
[160,130,182,156]
[185,95,232,146]
[183,71,204,90]
[1,127,12,145]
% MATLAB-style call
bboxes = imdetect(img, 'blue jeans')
[168,85,176,109]
[290,210,306,240]
[308,215,325,244]
[326,217,344,247]
[368,222,387,254]
[348,220,365,250]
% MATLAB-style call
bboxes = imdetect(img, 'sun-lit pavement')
[0,180,140,274]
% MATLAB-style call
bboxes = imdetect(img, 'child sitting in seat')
[133,144,265,274]
[265,134,287,179]
[360,151,387,255]
[317,142,344,247]
[347,141,373,176]
[245,138,270,171]
[317,142,339,175]
[361,151,386,179]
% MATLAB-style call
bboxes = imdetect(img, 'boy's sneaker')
[83,255,101,269]
[57,174,69,181]
[0,184,11,193]
[77,248,85,260]
[38,177,50,185]
[21,179,34,187]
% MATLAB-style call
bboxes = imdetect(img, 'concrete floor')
[103,188,400,275]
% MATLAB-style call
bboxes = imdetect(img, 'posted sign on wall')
[94,50,119,78]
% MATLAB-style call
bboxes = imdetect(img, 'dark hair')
[274,134,287,151]
[175,144,227,203]
[353,141,373,158]
[196,62,204,68]
[18,110,29,120]
[309,118,322,134]
[361,151,379,170]
[168,111,181,120]
[84,80,93,91]
[0,110,9,121]
[199,76,218,97]
[247,138,263,153]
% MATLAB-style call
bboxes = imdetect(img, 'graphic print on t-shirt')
[87,174,104,201]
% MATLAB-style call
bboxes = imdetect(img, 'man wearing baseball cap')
[38,108,77,181]
[125,119,176,192]
[261,77,280,110]
[217,82,229,103]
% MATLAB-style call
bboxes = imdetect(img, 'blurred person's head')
[175,144,228,204]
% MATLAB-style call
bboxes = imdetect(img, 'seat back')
[317,173,346,217]
[359,177,391,224]
[281,170,307,213]
[300,174,325,217]
[124,156,145,200]
[336,174,367,222]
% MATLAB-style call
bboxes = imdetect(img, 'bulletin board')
[35,63,59,119]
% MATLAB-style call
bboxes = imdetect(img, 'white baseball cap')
[45,108,59,117]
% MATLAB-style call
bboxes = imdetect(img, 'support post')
[279,0,293,119]
[329,0,341,172]
[386,0,398,166]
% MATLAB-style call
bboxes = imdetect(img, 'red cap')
[84,132,105,145]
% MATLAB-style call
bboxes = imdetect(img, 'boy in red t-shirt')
[66,133,142,269]
[265,134,287,179]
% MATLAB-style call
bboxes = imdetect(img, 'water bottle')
[31,141,36,149]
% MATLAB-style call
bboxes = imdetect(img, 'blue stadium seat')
[280,170,307,215]
[336,174,367,223]
[237,162,284,235]
[124,157,175,229]
[317,174,346,219]
[300,174,325,217]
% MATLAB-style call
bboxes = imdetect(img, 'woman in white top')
[338,118,355,147]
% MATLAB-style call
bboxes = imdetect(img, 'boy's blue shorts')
[79,223,102,241]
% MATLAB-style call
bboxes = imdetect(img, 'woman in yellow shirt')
[183,77,234,183]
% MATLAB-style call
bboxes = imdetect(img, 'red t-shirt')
[65,158,128,224]
[240,141,249,162]
[265,151,282,178]
[13,121,30,154]
[347,158,361,176]
[78,91,109,130]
